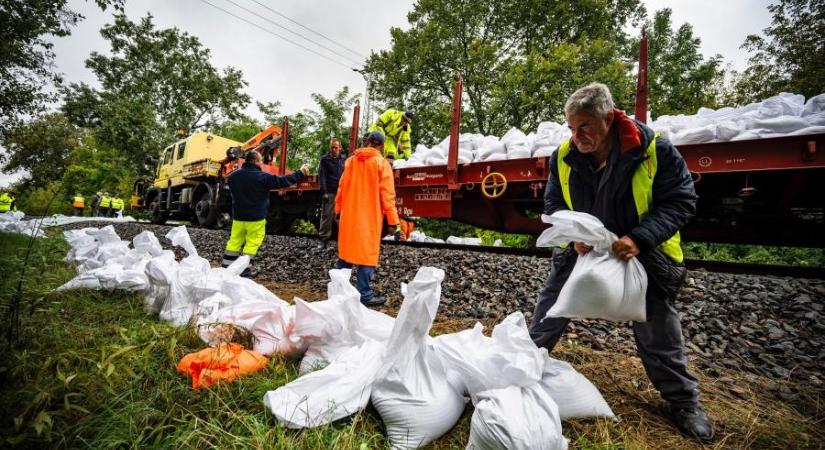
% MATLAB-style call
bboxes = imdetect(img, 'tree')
[213,116,262,143]
[733,0,824,103]
[364,0,645,145]
[645,9,726,117]
[0,0,122,137]
[0,113,82,188]
[82,13,251,166]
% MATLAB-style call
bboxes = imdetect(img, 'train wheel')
[194,192,218,228]
[149,196,168,225]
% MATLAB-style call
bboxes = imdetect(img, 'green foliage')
[645,9,726,117]
[0,113,82,188]
[365,0,646,144]
[730,0,824,104]
[415,218,477,240]
[213,116,262,142]
[476,229,534,248]
[14,181,73,216]
[683,242,825,267]
[0,0,123,137]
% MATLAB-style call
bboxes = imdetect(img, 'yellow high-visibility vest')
[556,135,683,263]
[0,193,13,212]
[72,196,85,208]
[100,196,112,208]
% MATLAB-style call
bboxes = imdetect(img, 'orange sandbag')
[177,343,268,389]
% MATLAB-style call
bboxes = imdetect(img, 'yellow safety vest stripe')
[556,136,683,263]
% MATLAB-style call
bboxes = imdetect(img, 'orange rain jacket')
[335,147,400,266]
[177,343,268,389]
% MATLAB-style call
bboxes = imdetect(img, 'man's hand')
[392,223,402,241]
[573,241,592,256]
[612,235,640,261]
[299,163,310,175]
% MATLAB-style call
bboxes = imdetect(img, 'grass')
[1,230,823,449]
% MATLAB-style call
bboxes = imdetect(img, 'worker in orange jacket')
[334,131,400,306]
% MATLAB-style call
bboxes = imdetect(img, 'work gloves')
[393,223,402,241]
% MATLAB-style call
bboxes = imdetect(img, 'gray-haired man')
[531,82,713,443]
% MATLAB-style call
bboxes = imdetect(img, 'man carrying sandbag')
[530,83,712,443]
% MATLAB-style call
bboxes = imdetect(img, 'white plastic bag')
[371,268,465,449]
[263,339,385,429]
[539,355,614,419]
[536,211,647,322]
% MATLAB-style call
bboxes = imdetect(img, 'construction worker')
[368,109,413,160]
[399,216,417,241]
[111,196,125,218]
[530,83,711,443]
[72,193,85,216]
[0,190,16,213]
[317,137,344,246]
[98,193,112,217]
[334,131,400,306]
[89,192,102,217]
[221,150,309,278]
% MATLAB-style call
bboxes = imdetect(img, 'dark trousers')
[529,248,700,409]
[334,259,375,301]
[98,207,109,217]
[73,207,84,216]
[319,193,337,240]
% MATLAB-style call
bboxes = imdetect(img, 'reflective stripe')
[557,135,683,263]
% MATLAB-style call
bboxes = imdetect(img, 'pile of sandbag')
[652,92,825,145]
[57,226,616,448]
[0,211,134,237]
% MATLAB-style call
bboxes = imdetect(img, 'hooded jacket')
[228,162,303,221]
[335,147,399,266]
[544,109,697,254]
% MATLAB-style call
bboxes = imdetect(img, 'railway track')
[292,232,825,280]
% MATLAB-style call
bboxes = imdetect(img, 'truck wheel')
[149,196,168,225]
[194,192,218,228]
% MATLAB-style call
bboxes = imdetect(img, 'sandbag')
[468,384,567,450]
[752,116,810,134]
[177,343,268,389]
[372,268,465,449]
[802,93,825,117]
[539,355,614,419]
[536,211,647,322]
[263,339,385,428]
[671,125,715,145]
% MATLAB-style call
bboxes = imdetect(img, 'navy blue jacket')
[544,115,697,253]
[317,152,344,194]
[228,163,303,221]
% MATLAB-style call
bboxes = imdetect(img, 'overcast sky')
[2,0,773,188]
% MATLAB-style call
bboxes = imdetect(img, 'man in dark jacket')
[530,83,712,443]
[317,137,344,244]
[221,150,309,277]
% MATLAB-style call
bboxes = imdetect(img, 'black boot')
[361,295,386,307]
[672,405,714,443]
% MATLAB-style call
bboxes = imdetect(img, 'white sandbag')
[533,146,555,158]
[671,125,716,145]
[143,250,178,313]
[805,112,825,126]
[752,116,810,134]
[788,125,825,136]
[434,313,546,396]
[501,127,527,145]
[481,152,507,162]
[165,225,199,257]
[468,384,567,450]
[539,355,614,419]
[446,236,481,246]
[372,268,465,449]
[536,211,647,322]
[714,121,743,141]
[458,149,474,164]
[756,93,805,118]
[459,133,476,151]
[407,230,445,243]
[132,230,163,256]
[532,133,554,151]
[263,339,385,429]
[802,93,825,117]
[508,147,533,159]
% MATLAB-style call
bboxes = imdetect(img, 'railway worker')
[98,193,112,217]
[367,109,413,160]
[334,131,400,306]
[72,193,85,216]
[221,150,309,278]
[317,137,345,246]
[89,191,102,217]
[530,83,712,443]
[111,196,125,218]
[0,190,16,213]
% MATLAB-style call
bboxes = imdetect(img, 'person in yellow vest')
[367,109,413,160]
[0,190,16,213]
[72,193,85,216]
[529,83,711,443]
[98,193,112,217]
[111,196,125,218]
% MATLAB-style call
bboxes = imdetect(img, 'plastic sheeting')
[0,211,134,237]
[177,343,268,389]
[536,211,648,322]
